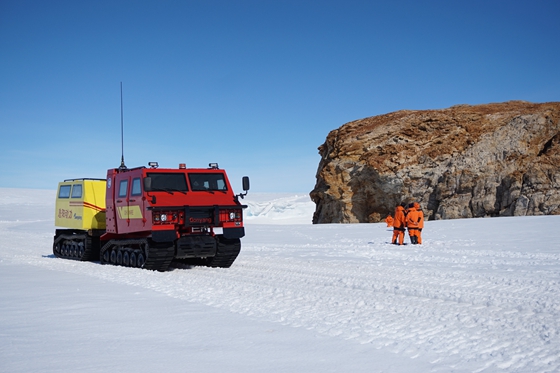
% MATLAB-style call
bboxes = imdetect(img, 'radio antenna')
[119,82,127,170]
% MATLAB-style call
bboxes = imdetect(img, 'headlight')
[229,212,236,220]
[161,214,167,222]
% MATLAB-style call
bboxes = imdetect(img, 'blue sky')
[1,0,558,193]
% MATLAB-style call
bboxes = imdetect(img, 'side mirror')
[143,177,152,192]
[235,176,250,202]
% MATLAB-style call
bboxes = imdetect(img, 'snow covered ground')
[243,192,316,224]
[1,188,559,373]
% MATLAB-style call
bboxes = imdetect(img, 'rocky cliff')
[310,101,560,223]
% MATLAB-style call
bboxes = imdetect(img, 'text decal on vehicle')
[189,217,213,224]
[117,206,143,219]
[58,209,73,219]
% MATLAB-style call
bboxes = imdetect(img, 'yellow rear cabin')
[55,179,106,230]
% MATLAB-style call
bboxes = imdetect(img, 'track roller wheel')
[102,249,109,264]
[78,243,85,258]
[136,251,145,268]
[116,250,123,265]
[129,251,137,268]
[110,250,117,264]
[53,242,61,256]
[122,251,130,267]
[72,243,78,257]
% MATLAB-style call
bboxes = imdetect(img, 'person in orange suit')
[385,214,394,227]
[406,202,424,244]
[413,202,424,244]
[391,203,406,245]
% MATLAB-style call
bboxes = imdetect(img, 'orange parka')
[393,205,406,230]
[406,205,422,229]
[385,215,394,227]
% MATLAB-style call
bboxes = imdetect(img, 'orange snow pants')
[408,228,422,244]
[392,228,405,245]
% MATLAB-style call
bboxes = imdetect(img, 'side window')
[71,184,83,198]
[131,178,142,196]
[118,179,128,198]
[58,185,71,198]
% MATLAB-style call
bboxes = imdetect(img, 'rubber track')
[53,233,99,262]
[85,235,101,261]
[100,238,175,272]
[144,241,175,272]
[206,237,241,268]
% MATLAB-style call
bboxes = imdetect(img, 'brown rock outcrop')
[310,101,560,223]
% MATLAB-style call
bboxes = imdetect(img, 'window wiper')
[152,188,174,195]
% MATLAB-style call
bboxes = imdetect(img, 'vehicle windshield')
[188,173,228,192]
[146,172,188,192]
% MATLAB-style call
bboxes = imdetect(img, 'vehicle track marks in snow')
[2,210,560,372]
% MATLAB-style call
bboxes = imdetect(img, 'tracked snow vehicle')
[53,162,249,271]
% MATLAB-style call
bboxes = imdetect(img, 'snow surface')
[243,193,315,224]
[1,188,559,373]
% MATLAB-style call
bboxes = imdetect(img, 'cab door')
[127,176,147,232]
[115,172,147,234]
[114,174,131,234]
